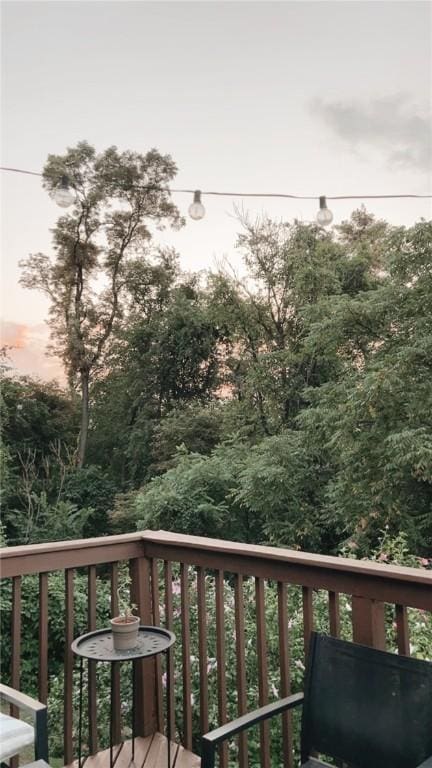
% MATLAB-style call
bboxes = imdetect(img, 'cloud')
[311,94,431,171]
[1,321,28,349]
[0,320,65,383]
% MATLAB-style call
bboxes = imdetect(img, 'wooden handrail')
[0,532,144,577]
[1,530,431,608]
[141,530,432,586]
[141,531,432,611]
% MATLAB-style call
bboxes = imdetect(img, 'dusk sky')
[1,0,431,382]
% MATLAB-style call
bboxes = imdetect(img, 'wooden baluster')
[110,563,121,745]
[11,576,22,707]
[151,558,164,731]
[10,576,22,768]
[395,604,410,655]
[328,591,340,637]
[180,563,192,750]
[256,578,270,768]
[39,573,49,705]
[234,574,248,768]
[64,569,74,765]
[88,565,97,755]
[302,586,314,659]
[164,561,175,740]
[278,582,293,768]
[197,567,209,737]
[352,596,386,650]
[215,570,228,768]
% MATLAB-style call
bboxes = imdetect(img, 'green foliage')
[300,219,432,554]
[0,374,80,544]
[62,465,117,537]
[235,431,335,552]
[3,209,432,556]
[136,442,260,541]
[134,214,432,557]
[0,375,78,463]
[0,571,112,696]
[89,270,223,484]
[150,403,224,474]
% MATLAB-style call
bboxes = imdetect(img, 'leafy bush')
[136,442,260,542]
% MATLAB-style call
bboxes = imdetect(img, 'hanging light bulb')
[316,196,333,226]
[53,175,75,208]
[188,190,205,220]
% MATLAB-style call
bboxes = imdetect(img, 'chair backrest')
[301,632,432,768]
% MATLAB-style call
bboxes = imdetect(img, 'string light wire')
[2,165,431,201]
[2,164,431,226]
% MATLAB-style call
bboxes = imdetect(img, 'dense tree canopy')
[3,190,431,557]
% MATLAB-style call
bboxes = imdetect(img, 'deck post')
[352,596,386,649]
[130,555,157,737]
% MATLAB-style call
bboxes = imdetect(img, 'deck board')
[173,745,201,768]
[64,735,200,768]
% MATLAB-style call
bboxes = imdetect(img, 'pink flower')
[162,672,167,688]
[378,553,388,562]
[172,581,181,595]
[419,558,430,567]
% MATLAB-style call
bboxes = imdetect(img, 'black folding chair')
[201,632,432,768]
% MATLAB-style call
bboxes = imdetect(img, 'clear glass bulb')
[53,177,75,208]
[189,190,205,220]
[316,207,333,226]
[189,201,205,220]
[53,187,75,207]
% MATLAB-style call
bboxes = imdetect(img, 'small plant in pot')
[110,579,140,651]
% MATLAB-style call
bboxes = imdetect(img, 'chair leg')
[35,708,49,762]
[201,740,216,768]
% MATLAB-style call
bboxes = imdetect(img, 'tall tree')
[20,141,182,466]
[208,215,345,433]
[88,267,223,484]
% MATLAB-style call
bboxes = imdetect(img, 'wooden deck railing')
[1,531,431,768]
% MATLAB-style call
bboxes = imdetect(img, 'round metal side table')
[71,626,175,768]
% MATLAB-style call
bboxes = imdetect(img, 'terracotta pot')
[110,615,140,651]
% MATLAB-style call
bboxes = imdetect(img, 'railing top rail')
[0,532,145,577]
[1,530,431,596]
[141,530,432,587]
[0,532,144,559]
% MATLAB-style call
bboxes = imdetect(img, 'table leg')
[110,663,115,768]
[132,660,136,762]
[166,649,171,768]
[78,657,84,768]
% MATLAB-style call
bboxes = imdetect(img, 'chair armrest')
[0,684,45,713]
[416,758,432,768]
[201,692,304,768]
[0,684,48,762]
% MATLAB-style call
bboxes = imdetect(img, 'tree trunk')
[77,371,89,468]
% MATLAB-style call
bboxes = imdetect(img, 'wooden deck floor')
[65,735,201,768]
